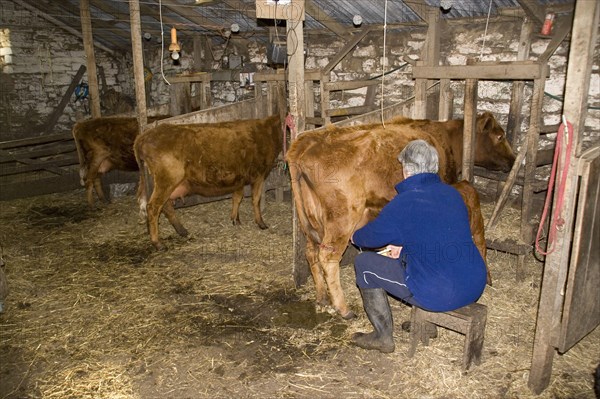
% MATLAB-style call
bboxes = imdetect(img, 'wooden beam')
[412,62,547,80]
[44,65,87,133]
[323,29,370,73]
[538,14,573,63]
[324,80,379,91]
[129,0,148,129]
[305,0,347,38]
[528,2,599,394]
[515,0,547,25]
[15,0,116,56]
[80,0,102,118]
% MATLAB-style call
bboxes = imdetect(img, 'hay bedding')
[0,190,598,399]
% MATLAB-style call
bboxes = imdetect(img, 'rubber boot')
[352,288,395,353]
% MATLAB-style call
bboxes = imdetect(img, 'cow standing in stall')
[72,116,165,206]
[134,113,286,250]
[286,113,516,319]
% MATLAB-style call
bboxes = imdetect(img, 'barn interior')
[0,1,599,398]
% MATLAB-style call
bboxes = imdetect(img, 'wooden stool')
[407,302,487,371]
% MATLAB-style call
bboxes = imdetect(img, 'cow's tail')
[71,124,87,187]
[288,161,323,245]
[133,140,148,221]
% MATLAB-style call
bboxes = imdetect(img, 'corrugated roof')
[11,0,576,53]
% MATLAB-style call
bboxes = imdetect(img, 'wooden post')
[414,7,440,120]
[506,17,534,146]
[44,65,86,132]
[438,78,452,121]
[528,1,599,394]
[462,78,478,182]
[79,0,101,118]
[520,77,544,243]
[320,73,330,125]
[129,0,148,129]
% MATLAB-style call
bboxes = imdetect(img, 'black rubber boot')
[352,288,395,353]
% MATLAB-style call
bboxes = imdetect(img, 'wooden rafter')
[515,0,547,25]
[305,0,347,38]
[404,0,431,22]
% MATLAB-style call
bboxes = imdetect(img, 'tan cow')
[134,114,285,250]
[72,116,165,206]
[286,113,515,319]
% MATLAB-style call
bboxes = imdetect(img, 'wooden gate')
[558,146,600,353]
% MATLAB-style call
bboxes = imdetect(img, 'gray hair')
[397,139,439,176]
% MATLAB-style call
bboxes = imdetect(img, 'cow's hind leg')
[250,175,268,229]
[318,236,356,320]
[162,201,188,237]
[230,188,243,226]
[305,240,330,308]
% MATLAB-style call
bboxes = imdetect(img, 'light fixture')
[440,0,453,11]
[143,32,152,41]
[168,27,181,61]
[353,15,363,27]
[231,23,240,33]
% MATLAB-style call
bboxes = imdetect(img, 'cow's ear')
[477,112,495,134]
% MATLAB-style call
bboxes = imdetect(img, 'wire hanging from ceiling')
[381,0,388,128]
[159,0,171,85]
[479,0,494,61]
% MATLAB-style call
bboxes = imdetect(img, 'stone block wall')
[0,1,131,140]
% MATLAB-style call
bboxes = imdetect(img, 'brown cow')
[286,113,515,319]
[134,114,285,250]
[72,116,165,206]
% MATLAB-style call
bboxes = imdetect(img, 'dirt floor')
[0,189,598,399]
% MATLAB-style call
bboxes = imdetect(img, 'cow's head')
[475,112,516,172]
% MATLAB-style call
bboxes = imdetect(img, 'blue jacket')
[352,173,487,311]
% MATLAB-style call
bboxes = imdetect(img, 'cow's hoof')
[175,227,189,237]
[232,219,241,226]
[341,310,356,320]
[257,222,268,230]
[153,242,167,251]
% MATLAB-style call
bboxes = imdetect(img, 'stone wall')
[0,1,131,140]
[1,3,598,150]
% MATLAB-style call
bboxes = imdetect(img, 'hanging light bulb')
[169,27,181,61]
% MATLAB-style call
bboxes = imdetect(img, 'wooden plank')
[0,133,75,150]
[169,83,192,116]
[326,105,378,117]
[462,78,478,183]
[528,1,599,394]
[0,143,76,162]
[558,146,600,352]
[0,154,79,176]
[324,80,379,91]
[168,73,211,84]
[486,237,531,255]
[413,62,547,80]
[0,148,69,176]
[80,0,102,118]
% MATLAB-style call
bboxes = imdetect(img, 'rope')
[479,0,494,61]
[159,0,171,85]
[380,0,388,128]
[535,116,573,256]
